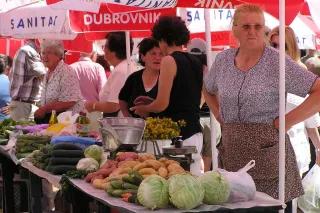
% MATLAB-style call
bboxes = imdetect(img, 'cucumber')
[128,194,138,204]
[110,180,124,189]
[48,157,81,165]
[46,165,76,175]
[110,189,124,197]
[122,182,138,190]
[17,135,51,141]
[131,171,143,185]
[51,150,84,158]
[53,143,83,151]
[106,186,114,195]
[122,175,135,184]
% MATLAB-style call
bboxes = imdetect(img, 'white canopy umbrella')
[0,1,76,40]
[0,0,40,12]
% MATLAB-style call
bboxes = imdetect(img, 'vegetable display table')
[19,158,285,213]
[4,132,284,213]
[67,178,284,213]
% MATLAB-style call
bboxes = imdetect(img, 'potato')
[158,157,168,163]
[144,159,162,170]
[138,153,156,162]
[109,168,122,177]
[167,163,184,173]
[118,167,132,175]
[138,168,157,175]
[92,179,106,189]
[133,162,147,171]
[118,160,139,168]
[158,167,168,178]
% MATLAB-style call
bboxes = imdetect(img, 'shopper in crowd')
[301,49,317,64]
[0,54,11,120]
[269,26,320,175]
[85,32,136,117]
[71,51,107,102]
[34,40,83,123]
[203,3,320,211]
[119,38,162,118]
[9,39,46,121]
[187,38,221,172]
[305,51,320,76]
[131,16,204,176]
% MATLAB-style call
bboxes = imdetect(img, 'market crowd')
[1,3,320,213]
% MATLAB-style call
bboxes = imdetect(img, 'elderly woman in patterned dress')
[203,3,320,212]
[34,40,83,123]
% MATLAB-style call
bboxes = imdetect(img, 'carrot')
[121,192,132,199]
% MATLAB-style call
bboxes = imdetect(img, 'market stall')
[0,117,286,213]
[16,155,285,213]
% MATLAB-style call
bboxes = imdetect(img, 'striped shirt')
[10,41,46,102]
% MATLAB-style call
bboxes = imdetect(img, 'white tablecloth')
[69,179,285,213]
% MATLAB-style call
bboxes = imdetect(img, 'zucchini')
[110,180,124,189]
[48,157,81,165]
[106,187,114,195]
[131,171,143,185]
[128,194,138,204]
[17,135,51,141]
[122,182,138,190]
[53,143,83,151]
[51,150,84,158]
[46,165,76,175]
[110,189,124,197]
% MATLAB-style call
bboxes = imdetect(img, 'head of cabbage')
[198,171,230,204]
[168,174,204,210]
[84,145,103,163]
[137,175,169,210]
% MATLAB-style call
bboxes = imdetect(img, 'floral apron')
[218,123,303,202]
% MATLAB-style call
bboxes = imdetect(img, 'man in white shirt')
[85,32,136,117]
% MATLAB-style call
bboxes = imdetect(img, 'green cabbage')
[76,158,99,172]
[84,145,103,163]
[168,174,204,210]
[198,171,230,204]
[137,175,169,210]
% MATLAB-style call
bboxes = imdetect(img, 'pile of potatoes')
[87,152,186,190]
[131,153,186,179]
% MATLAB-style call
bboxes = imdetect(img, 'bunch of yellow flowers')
[143,117,186,140]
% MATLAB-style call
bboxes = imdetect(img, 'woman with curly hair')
[131,16,204,175]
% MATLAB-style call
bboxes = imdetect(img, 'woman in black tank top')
[130,16,204,176]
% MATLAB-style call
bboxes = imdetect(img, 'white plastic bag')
[219,160,257,203]
[57,111,79,125]
[298,164,320,213]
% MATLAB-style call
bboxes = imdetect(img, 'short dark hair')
[105,32,133,60]
[0,54,7,74]
[152,16,190,46]
[137,38,159,66]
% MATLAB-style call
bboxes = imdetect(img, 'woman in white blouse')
[34,40,83,123]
